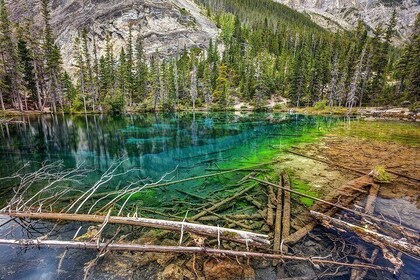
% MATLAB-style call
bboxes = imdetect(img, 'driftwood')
[282,175,291,240]
[61,161,277,202]
[0,239,391,272]
[2,212,269,247]
[190,184,258,221]
[205,168,270,173]
[311,211,420,258]
[287,149,420,183]
[364,184,379,215]
[266,197,274,227]
[174,148,233,161]
[198,213,263,222]
[387,170,420,183]
[250,176,419,245]
[204,210,252,230]
[273,178,283,254]
[285,150,366,175]
[284,176,377,244]
[244,196,263,209]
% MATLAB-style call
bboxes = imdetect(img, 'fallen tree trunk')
[190,184,258,221]
[287,149,420,183]
[273,178,283,254]
[2,212,269,247]
[282,175,291,241]
[0,239,391,272]
[364,184,379,215]
[250,176,419,239]
[310,211,420,257]
[285,150,366,176]
[61,161,277,202]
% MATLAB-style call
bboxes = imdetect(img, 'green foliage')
[104,92,125,115]
[213,64,230,107]
[313,100,328,111]
[0,0,409,113]
[371,166,392,183]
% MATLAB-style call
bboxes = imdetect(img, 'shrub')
[313,100,328,111]
[370,166,392,183]
[105,94,125,115]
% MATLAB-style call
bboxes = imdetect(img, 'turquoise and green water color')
[0,113,335,208]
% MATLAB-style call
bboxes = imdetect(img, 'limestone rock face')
[274,0,420,42]
[6,0,218,72]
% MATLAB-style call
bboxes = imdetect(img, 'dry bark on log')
[244,195,263,209]
[2,212,269,247]
[311,211,420,258]
[273,179,283,254]
[190,184,258,221]
[204,210,252,230]
[364,184,379,215]
[281,175,291,251]
[258,175,419,244]
[0,239,391,272]
[254,175,364,245]
[266,198,274,227]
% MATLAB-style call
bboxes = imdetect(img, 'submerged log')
[251,176,416,239]
[273,179,283,254]
[285,150,366,176]
[2,212,269,247]
[350,249,378,280]
[0,239,391,272]
[282,175,291,243]
[266,197,274,227]
[190,184,258,221]
[310,211,420,258]
[61,161,277,202]
[287,149,420,183]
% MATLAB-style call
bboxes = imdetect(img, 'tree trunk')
[0,90,5,111]
[311,211,420,257]
[3,212,269,247]
[0,238,389,271]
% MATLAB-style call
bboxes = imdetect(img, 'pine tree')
[126,25,135,106]
[17,30,36,110]
[150,51,161,111]
[117,48,127,99]
[347,46,367,110]
[41,0,64,112]
[0,0,22,111]
[202,63,212,107]
[213,64,229,107]
[190,61,198,110]
[82,28,95,110]
[73,36,87,113]
[61,71,76,106]
[406,14,420,102]
[134,30,147,102]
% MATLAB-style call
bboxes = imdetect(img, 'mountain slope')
[274,0,420,41]
[6,0,218,71]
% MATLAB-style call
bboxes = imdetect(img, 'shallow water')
[0,112,418,279]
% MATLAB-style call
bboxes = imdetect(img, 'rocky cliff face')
[7,0,218,72]
[274,0,419,41]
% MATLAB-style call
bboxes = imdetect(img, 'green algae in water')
[291,179,319,207]
[0,113,341,211]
